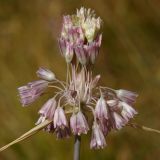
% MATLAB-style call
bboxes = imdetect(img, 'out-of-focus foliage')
[0,0,160,159]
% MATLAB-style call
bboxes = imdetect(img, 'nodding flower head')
[18,7,138,149]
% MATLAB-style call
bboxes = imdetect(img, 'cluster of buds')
[58,7,102,65]
[18,7,138,149]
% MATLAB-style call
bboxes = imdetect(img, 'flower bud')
[65,41,74,63]
[58,38,74,63]
[75,45,88,65]
[36,67,56,81]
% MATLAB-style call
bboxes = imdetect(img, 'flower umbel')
[18,7,138,149]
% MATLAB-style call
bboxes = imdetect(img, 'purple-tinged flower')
[115,89,138,105]
[87,43,97,64]
[58,38,74,63]
[88,34,102,64]
[65,41,74,63]
[59,7,102,65]
[119,101,138,122]
[63,15,72,28]
[98,118,110,136]
[68,27,85,45]
[35,98,56,132]
[75,45,88,65]
[18,86,33,106]
[70,111,89,135]
[54,107,68,128]
[75,27,85,45]
[95,96,108,120]
[28,80,49,95]
[38,98,57,120]
[61,15,85,46]
[95,98,115,135]
[107,99,120,112]
[36,67,56,81]
[18,80,48,106]
[90,122,106,149]
[54,107,70,138]
[112,112,126,130]
[61,15,72,39]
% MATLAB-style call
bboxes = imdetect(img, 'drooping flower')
[95,96,108,120]
[119,101,137,122]
[107,99,121,112]
[115,89,138,105]
[18,80,48,106]
[98,118,111,136]
[70,111,89,135]
[90,122,106,149]
[35,98,57,132]
[112,112,126,130]
[54,107,70,138]
[38,98,57,120]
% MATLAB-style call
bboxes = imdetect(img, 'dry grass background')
[0,0,160,159]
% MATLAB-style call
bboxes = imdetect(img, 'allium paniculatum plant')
[2,7,160,160]
[18,7,138,149]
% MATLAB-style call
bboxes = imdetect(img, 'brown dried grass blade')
[0,120,52,152]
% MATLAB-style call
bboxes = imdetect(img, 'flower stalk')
[74,135,81,160]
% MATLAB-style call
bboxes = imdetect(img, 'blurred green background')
[0,0,160,159]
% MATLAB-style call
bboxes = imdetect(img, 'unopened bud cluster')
[58,7,102,65]
[18,7,138,149]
